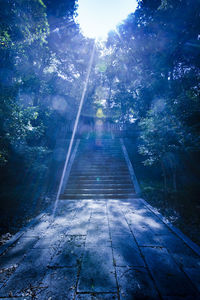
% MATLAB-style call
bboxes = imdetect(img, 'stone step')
[70,173,129,177]
[70,171,129,175]
[60,193,137,200]
[74,164,125,168]
[71,164,127,168]
[79,143,120,146]
[68,175,132,180]
[80,141,120,143]
[73,163,126,167]
[80,139,119,142]
[65,183,134,188]
[78,152,123,155]
[78,154,123,156]
[70,172,130,176]
[67,179,133,184]
[68,175,131,180]
[71,167,128,171]
[78,149,121,152]
[71,163,126,167]
[73,159,125,163]
[60,138,135,200]
[77,145,121,148]
[77,147,122,150]
[81,150,122,152]
[64,188,134,194]
[77,152,123,155]
[76,156,124,159]
[73,161,125,165]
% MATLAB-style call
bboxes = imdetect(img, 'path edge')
[61,139,80,194]
[120,137,200,257]
[120,138,141,195]
[0,139,81,256]
[0,212,46,256]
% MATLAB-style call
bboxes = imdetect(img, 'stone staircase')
[60,138,136,200]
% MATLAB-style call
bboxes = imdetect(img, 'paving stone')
[91,209,107,217]
[108,212,131,236]
[86,220,110,247]
[0,237,38,262]
[75,293,118,300]
[67,211,91,235]
[33,234,64,249]
[22,220,50,238]
[86,230,111,247]
[78,246,117,293]
[109,223,131,236]
[88,220,109,231]
[0,261,18,289]
[157,234,200,268]
[141,246,198,297]
[0,248,54,297]
[130,224,162,246]
[124,209,171,236]
[75,208,91,220]
[124,207,154,220]
[54,201,78,217]
[50,220,73,233]
[67,221,89,235]
[162,296,199,300]
[91,206,107,212]
[0,237,38,286]
[0,296,33,300]
[153,234,200,294]
[112,234,145,267]
[90,217,108,227]
[116,266,160,300]
[50,235,85,267]
[122,200,145,211]
[38,267,77,299]
[6,237,38,254]
[150,223,172,236]
[52,214,74,226]
[107,205,123,217]
[108,207,128,221]
[89,201,107,208]
[183,267,200,293]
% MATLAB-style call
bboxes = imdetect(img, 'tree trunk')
[168,156,177,192]
[161,160,167,194]
[33,92,39,106]
[172,170,177,192]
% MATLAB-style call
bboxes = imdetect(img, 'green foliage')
[138,104,199,166]
[96,0,200,192]
[0,0,83,231]
[103,0,200,162]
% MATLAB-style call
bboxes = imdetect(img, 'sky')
[76,0,138,40]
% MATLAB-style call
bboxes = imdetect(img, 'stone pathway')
[0,138,200,299]
[0,199,200,299]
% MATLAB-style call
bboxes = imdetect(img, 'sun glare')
[76,0,137,40]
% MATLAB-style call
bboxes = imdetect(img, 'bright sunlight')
[76,0,138,39]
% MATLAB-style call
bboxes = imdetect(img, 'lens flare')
[52,42,96,217]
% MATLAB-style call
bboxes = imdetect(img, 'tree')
[101,0,200,191]
[0,0,49,164]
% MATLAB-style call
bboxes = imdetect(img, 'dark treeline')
[0,0,200,241]
[0,0,96,231]
[103,0,200,190]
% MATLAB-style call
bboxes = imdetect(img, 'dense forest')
[0,0,200,244]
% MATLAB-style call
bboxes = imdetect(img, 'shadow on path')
[0,199,200,299]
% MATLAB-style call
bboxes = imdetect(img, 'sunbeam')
[52,41,96,217]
